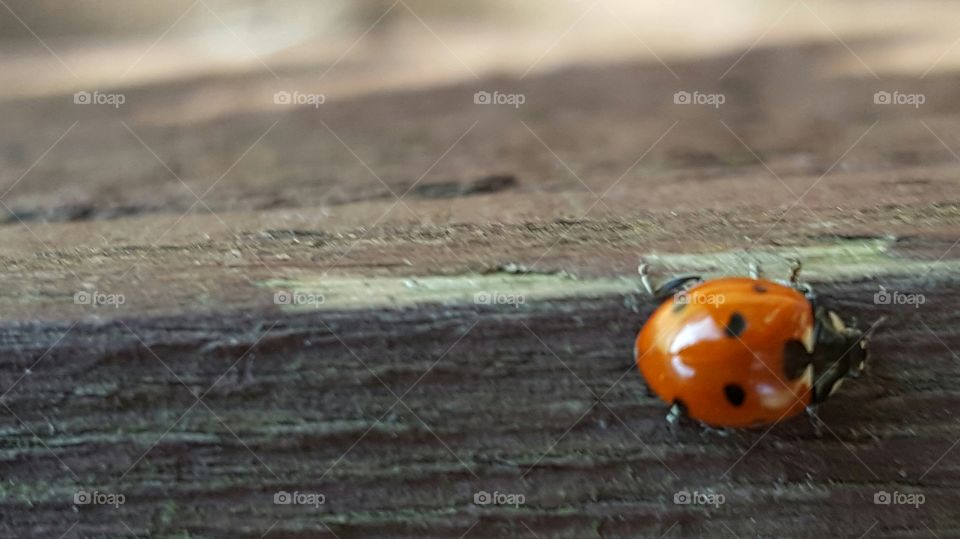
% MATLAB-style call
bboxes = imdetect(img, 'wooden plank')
[2,272,959,537]
[2,27,960,536]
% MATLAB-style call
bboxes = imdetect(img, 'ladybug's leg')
[749,262,762,279]
[665,400,690,428]
[666,402,684,425]
[653,276,703,302]
[699,425,731,437]
[665,401,729,435]
[789,258,802,285]
[786,258,816,300]
[639,263,701,303]
[805,405,825,437]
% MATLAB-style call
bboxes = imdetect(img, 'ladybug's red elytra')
[635,261,881,429]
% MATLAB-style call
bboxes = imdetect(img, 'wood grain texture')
[2,25,960,537]
[2,269,959,537]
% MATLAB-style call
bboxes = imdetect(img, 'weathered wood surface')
[2,20,960,537]
[2,273,959,538]
[2,221,960,538]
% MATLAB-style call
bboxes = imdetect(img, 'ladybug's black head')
[810,311,883,403]
[825,311,874,377]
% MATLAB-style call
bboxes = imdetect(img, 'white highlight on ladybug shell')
[669,317,724,355]
[670,355,696,379]
[755,363,811,411]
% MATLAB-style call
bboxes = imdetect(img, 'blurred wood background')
[2,1,960,537]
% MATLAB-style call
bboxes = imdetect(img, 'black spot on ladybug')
[753,284,767,293]
[672,301,686,314]
[724,384,746,406]
[783,339,813,380]
[724,313,746,337]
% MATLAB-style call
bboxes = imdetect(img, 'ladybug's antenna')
[862,316,887,342]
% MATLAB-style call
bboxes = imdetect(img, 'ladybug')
[635,261,881,429]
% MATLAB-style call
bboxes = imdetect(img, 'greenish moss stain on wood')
[262,238,956,311]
